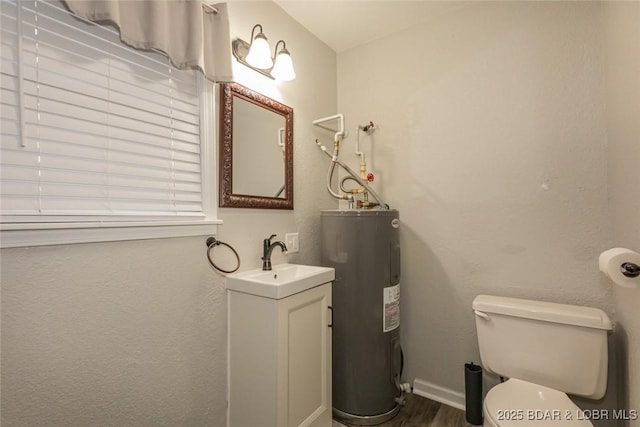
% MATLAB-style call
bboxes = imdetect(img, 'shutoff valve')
[366,172,375,182]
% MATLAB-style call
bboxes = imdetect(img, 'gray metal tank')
[320,209,402,425]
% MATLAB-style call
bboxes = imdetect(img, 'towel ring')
[206,237,240,274]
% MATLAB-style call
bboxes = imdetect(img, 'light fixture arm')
[250,24,263,41]
[274,40,287,56]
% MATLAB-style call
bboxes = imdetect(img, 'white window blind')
[1,0,208,225]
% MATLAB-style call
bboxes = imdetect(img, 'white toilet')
[473,295,612,427]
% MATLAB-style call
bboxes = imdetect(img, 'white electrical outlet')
[285,233,299,253]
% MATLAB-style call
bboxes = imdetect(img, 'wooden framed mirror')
[219,83,293,209]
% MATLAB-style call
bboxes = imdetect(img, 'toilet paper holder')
[599,248,640,288]
[621,262,640,278]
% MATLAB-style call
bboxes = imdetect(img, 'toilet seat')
[483,379,593,427]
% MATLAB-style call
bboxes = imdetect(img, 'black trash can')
[465,362,483,425]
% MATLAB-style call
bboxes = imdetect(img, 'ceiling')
[275,1,464,53]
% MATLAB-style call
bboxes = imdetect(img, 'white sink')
[226,263,335,299]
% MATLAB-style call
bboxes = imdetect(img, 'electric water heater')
[320,209,402,425]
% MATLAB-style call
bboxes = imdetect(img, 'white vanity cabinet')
[228,278,333,427]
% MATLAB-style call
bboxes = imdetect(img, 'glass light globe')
[246,34,273,69]
[272,49,296,81]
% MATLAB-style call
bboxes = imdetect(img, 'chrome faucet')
[262,234,287,271]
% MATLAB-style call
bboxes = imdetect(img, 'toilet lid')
[484,379,593,426]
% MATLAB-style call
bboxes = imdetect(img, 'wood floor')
[332,393,476,427]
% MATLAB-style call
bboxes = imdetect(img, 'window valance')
[62,0,233,82]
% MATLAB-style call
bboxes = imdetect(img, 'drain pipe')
[394,346,412,405]
[399,382,412,393]
[312,113,346,142]
[395,381,412,405]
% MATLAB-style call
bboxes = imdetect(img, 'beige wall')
[0,2,337,426]
[603,2,640,422]
[337,1,614,407]
[1,238,229,426]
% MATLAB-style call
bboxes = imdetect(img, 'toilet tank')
[473,295,612,399]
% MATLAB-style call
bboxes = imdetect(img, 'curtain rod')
[202,1,218,14]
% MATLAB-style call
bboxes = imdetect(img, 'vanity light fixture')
[232,24,296,81]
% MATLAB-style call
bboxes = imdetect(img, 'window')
[0,0,219,248]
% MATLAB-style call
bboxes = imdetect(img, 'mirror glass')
[232,97,286,198]
[219,83,293,209]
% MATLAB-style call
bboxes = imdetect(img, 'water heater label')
[383,284,400,332]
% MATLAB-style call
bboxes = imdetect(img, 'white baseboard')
[412,378,465,411]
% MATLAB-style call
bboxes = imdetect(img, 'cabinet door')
[277,283,332,427]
